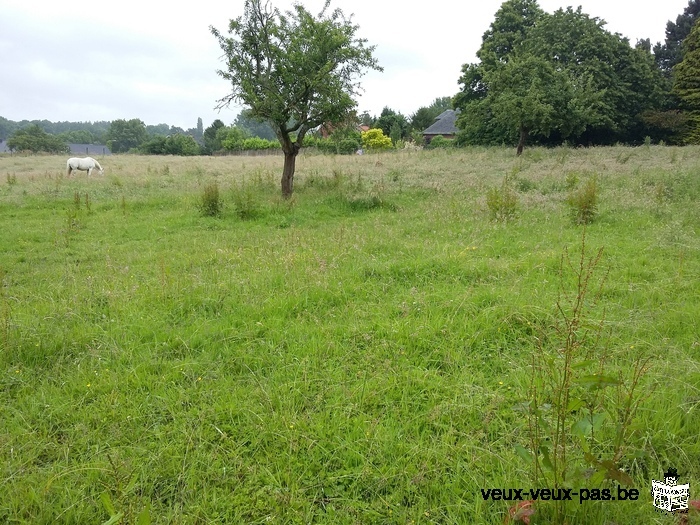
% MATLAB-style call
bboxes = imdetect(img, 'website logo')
[652,468,690,513]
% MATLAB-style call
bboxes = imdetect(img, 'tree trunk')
[281,149,298,199]
[516,126,529,156]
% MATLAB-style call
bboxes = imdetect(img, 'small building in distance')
[68,143,112,156]
[0,140,112,155]
[422,109,460,145]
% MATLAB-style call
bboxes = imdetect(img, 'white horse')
[66,157,104,177]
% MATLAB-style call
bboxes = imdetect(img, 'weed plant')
[230,182,262,220]
[566,176,599,225]
[198,182,222,217]
[486,175,518,221]
[521,232,651,522]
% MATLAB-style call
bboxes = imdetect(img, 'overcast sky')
[0,0,689,130]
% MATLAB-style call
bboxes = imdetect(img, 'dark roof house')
[422,109,460,144]
[68,143,112,156]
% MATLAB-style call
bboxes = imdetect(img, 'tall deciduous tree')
[211,0,381,198]
[374,107,408,143]
[525,7,663,144]
[477,0,543,68]
[7,124,67,154]
[484,55,595,154]
[455,0,663,151]
[106,119,147,153]
[234,109,277,140]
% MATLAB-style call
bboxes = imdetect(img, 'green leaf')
[590,469,607,485]
[100,492,116,515]
[566,397,585,412]
[540,444,554,471]
[102,514,124,525]
[137,504,152,525]
[515,444,534,464]
[571,359,597,369]
[591,412,607,432]
[572,412,607,437]
[573,374,621,390]
[572,417,592,438]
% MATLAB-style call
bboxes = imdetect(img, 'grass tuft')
[198,182,222,217]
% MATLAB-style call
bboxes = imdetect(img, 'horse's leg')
[87,167,92,177]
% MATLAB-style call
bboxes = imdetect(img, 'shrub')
[486,176,518,221]
[361,128,393,150]
[336,138,361,155]
[427,135,453,149]
[199,183,222,217]
[566,177,599,225]
[231,183,262,220]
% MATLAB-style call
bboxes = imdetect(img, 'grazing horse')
[66,157,104,177]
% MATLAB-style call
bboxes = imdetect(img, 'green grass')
[1,147,699,523]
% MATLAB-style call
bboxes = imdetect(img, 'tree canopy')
[410,97,453,135]
[211,0,381,197]
[654,0,700,76]
[454,0,664,152]
[106,119,148,153]
[6,124,67,154]
[673,18,700,142]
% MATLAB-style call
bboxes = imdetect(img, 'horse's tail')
[66,159,71,177]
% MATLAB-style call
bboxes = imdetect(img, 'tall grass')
[0,147,698,523]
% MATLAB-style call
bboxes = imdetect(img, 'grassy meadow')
[0,146,699,523]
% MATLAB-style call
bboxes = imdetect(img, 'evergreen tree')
[654,0,700,76]
[202,119,226,154]
[196,117,204,141]
[673,19,700,142]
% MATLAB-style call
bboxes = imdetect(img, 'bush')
[199,183,222,217]
[336,138,361,155]
[241,137,279,150]
[427,135,454,149]
[566,177,599,225]
[231,184,262,220]
[361,129,393,150]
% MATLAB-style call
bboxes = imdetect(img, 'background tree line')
[1,96,451,156]
[453,0,700,151]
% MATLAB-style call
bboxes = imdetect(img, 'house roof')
[422,109,460,136]
[68,143,112,155]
